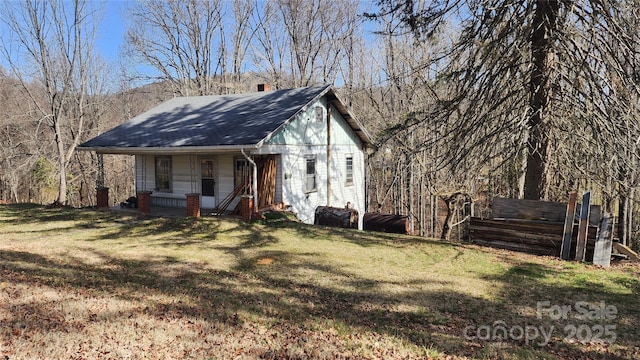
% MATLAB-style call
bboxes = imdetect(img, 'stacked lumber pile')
[468,197,599,260]
[468,218,597,258]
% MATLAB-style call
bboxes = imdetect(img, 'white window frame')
[345,155,354,186]
[305,156,317,193]
[201,158,216,197]
[314,106,324,123]
[155,156,172,192]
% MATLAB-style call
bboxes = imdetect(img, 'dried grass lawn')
[0,204,638,359]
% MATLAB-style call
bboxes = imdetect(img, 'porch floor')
[105,205,238,219]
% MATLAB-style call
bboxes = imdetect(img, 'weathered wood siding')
[492,197,567,222]
[272,155,283,204]
[492,197,601,226]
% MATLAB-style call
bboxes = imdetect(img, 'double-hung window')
[345,156,354,186]
[305,157,317,193]
[201,159,215,197]
[155,156,172,192]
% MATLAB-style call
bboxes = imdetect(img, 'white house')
[79,85,372,229]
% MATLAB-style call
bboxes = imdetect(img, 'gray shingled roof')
[80,85,369,153]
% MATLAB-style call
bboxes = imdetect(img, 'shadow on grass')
[0,204,638,359]
[478,259,639,359]
[3,246,635,359]
[91,216,225,246]
[0,204,228,247]
[0,204,125,235]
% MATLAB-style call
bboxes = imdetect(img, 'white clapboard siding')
[135,155,156,192]
[172,155,196,194]
[274,155,283,203]
[256,102,366,228]
[131,92,367,226]
[278,145,328,224]
[329,145,366,229]
[217,154,240,210]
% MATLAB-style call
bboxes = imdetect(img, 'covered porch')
[95,152,280,220]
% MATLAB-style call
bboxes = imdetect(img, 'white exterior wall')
[256,143,365,229]
[135,154,194,194]
[259,96,367,229]
[270,144,328,225]
[132,94,367,225]
[328,145,365,221]
[217,154,239,209]
[173,155,195,194]
[135,155,155,192]
[327,103,366,229]
[135,153,240,209]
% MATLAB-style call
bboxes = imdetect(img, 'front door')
[201,158,216,208]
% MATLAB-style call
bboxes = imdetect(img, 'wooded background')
[1,0,638,250]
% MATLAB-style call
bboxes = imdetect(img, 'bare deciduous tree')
[1,0,102,205]
[229,0,256,88]
[250,0,360,88]
[365,0,640,246]
[124,0,224,96]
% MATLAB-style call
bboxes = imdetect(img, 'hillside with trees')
[0,0,638,250]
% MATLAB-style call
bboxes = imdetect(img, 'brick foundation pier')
[186,193,201,218]
[137,191,152,214]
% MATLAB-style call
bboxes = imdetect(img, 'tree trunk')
[56,133,68,205]
[440,192,469,240]
[523,0,559,200]
[618,193,628,246]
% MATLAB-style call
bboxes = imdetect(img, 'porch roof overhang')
[77,144,259,155]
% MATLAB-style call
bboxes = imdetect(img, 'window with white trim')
[314,106,324,123]
[201,159,215,197]
[345,155,354,186]
[305,157,317,193]
[155,156,172,192]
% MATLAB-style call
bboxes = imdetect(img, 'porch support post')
[186,193,201,218]
[241,148,258,211]
[137,191,152,214]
